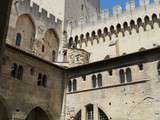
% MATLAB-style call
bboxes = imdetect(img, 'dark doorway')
[26,107,50,120]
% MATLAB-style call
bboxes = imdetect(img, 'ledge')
[67,80,149,94]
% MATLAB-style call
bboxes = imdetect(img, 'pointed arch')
[119,69,125,83]
[130,20,135,28]
[97,29,102,37]
[97,74,102,87]
[86,32,90,39]
[92,75,97,88]
[110,25,115,33]
[74,110,81,120]
[103,27,108,35]
[126,68,132,82]
[68,80,72,92]
[25,107,51,120]
[69,37,74,48]
[116,23,121,32]
[152,13,158,22]
[123,22,128,30]
[86,104,94,120]
[15,14,36,49]
[43,28,59,61]
[73,79,77,91]
[137,18,143,26]
[11,63,17,78]
[98,108,109,120]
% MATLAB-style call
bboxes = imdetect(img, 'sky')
[100,0,154,15]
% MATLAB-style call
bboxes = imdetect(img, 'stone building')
[1,0,160,120]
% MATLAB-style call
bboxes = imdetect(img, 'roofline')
[67,47,160,78]
[6,43,66,70]
[6,43,160,77]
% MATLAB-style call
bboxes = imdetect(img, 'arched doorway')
[0,99,9,120]
[26,107,50,120]
[98,108,109,120]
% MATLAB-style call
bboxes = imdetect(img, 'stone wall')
[67,48,90,67]
[64,0,100,28]
[67,2,160,63]
[65,60,160,120]
[0,44,64,120]
[7,0,63,62]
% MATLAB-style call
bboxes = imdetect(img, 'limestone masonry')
[1,0,160,120]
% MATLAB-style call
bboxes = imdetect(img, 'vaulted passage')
[26,107,50,120]
[0,100,9,120]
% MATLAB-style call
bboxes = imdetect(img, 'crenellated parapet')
[15,0,62,28]
[66,0,160,30]
[67,0,160,48]
[68,13,160,48]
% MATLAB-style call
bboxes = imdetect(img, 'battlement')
[68,13,160,48]
[17,0,62,28]
[66,0,160,48]
[67,0,160,29]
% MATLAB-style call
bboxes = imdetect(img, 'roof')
[67,47,160,78]
[6,43,66,70]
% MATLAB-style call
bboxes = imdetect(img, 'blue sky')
[100,0,154,15]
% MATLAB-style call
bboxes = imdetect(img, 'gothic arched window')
[16,33,22,46]
[73,79,77,91]
[37,73,42,86]
[42,75,47,88]
[68,80,72,92]
[86,104,94,120]
[126,68,132,82]
[92,75,97,88]
[97,74,102,87]
[119,69,125,83]
[99,108,109,120]
[11,63,17,78]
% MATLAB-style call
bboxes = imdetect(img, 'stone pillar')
[94,105,99,120]
[81,106,86,120]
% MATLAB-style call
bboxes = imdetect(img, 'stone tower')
[64,0,100,28]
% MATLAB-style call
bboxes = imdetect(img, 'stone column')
[94,105,99,120]
[81,106,86,120]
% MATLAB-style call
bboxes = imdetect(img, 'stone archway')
[0,99,9,120]
[15,14,36,50]
[25,107,50,120]
[42,29,59,62]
